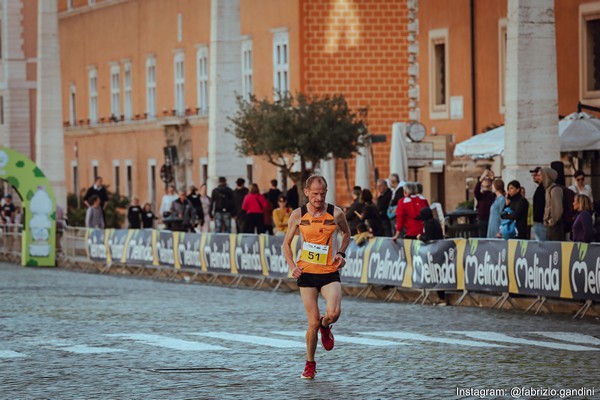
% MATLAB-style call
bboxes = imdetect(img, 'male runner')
[283,175,351,379]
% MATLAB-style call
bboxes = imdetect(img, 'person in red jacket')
[241,183,267,234]
[392,182,425,240]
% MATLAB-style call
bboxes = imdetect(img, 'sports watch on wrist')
[336,251,346,259]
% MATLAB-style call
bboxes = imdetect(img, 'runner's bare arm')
[283,208,303,279]
[334,206,351,269]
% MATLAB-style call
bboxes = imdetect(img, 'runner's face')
[305,181,327,209]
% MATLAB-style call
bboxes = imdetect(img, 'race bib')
[300,242,329,265]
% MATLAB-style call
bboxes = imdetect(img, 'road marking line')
[189,332,305,348]
[105,333,229,351]
[0,350,25,358]
[59,345,126,354]
[361,332,508,348]
[529,332,600,346]
[272,330,411,346]
[449,331,600,351]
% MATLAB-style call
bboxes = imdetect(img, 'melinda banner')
[464,239,509,293]
[124,229,154,265]
[339,239,369,284]
[86,228,108,262]
[155,230,177,268]
[565,242,600,301]
[177,232,202,269]
[509,240,562,298]
[411,239,461,290]
[233,234,263,276]
[363,238,410,287]
[106,229,129,265]
[201,233,235,274]
[260,235,289,278]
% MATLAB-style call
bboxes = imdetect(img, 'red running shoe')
[301,361,316,379]
[319,317,334,351]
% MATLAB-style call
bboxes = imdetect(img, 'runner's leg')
[299,287,320,361]
[320,281,342,327]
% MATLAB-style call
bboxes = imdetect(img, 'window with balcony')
[110,64,121,119]
[273,30,289,101]
[124,62,132,121]
[428,28,449,119]
[242,39,253,101]
[581,4,600,101]
[196,46,209,115]
[146,56,156,119]
[174,52,185,116]
[88,68,98,124]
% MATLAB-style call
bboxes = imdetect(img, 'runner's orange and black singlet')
[296,203,340,274]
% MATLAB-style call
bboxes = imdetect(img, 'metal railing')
[0,224,23,262]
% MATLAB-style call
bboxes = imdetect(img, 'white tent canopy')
[454,112,600,159]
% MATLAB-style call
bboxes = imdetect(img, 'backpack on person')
[561,186,576,233]
[500,206,517,239]
[214,187,233,213]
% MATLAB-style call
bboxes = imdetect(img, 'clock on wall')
[407,122,426,142]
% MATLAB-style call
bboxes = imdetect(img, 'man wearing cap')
[530,167,547,241]
[1,194,15,224]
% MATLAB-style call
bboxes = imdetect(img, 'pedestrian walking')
[282,175,351,380]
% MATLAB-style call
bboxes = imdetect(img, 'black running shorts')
[297,271,341,292]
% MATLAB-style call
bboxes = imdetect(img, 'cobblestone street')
[1,263,599,399]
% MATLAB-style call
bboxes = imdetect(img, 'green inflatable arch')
[0,147,56,267]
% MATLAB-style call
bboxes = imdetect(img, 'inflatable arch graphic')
[0,147,56,266]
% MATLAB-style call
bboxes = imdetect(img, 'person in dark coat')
[376,179,393,236]
[127,197,143,229]
[474,169,497,238]
[233,178,249,233]
[345,186,363,235]
[500,180,529,240]
[418,207,443,242]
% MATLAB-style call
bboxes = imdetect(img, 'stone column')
[320,157,336,205]
[355,150,370,190]
[35,0,66,210]
[503,0,559,197]
[207,0,245,191]
[1,0,32,158]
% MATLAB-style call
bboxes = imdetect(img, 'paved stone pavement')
[1,262,599,400]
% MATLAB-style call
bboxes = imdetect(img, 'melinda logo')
[571,243,600,295]
[515,245,559,291]
[412,247,456,285]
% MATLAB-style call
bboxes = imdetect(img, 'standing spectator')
[418,207,444,242]
[1,194,15,224]
[83,176,109,211]
[127,197,143,229]
[85,195,104,229]
[376,179,392,236]
[415,182,430,208]
[392,183,425,240]
[569,170,593,202]
[474,169,496,238]
[170,190,193,232]
[199,183,212,232]
[530,167,547,241]
[272,195,292,236]
[187,185,205,231]
[233,178,249,233]
[540,167,564,241]
[501,180,529,240]
[551,160,576,237]
[388,174,405,230]
[357,189,383,237]
[286,184,299,210]
[264,179,281,235]
[345,186,363,235]
[572,194,593,243]
[141,203,157,229]
[159,184,178,219]
[210,177,235,233]
[487,179,505,238]
[242,183,267,234]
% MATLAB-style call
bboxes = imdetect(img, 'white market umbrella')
[559,112,600,152]
[453,112,600,159]
[389,122,409,182]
